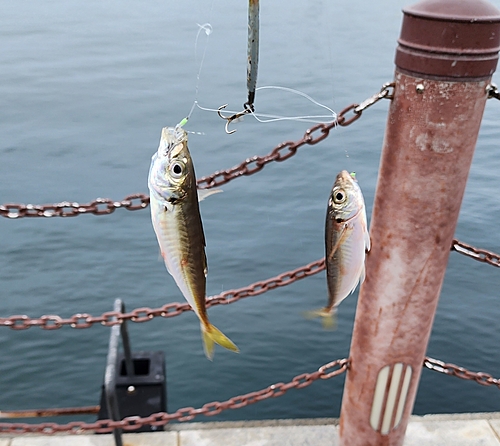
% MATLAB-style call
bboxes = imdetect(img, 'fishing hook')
[217,104,253,134]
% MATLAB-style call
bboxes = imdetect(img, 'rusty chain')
[0,83,395,219]
[0,358,349,434]
[451,239,500,268]
[0,194,150,219]
[1,355,500,433]
[424,357,500,389]
[0,236,497,330]
[0,406,100,419]
[0,258,326,330]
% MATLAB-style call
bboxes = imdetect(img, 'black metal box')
[97,351,166,432]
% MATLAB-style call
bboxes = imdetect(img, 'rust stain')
[390,249,435,346]
[373,307,382,336]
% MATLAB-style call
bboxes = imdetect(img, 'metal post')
[105,316,123,445]
[118,301,134,377]
[104,298,132,446]
[339,1,500,445]
[246,0,259,110]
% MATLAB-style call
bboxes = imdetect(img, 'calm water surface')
[1,0,500,424]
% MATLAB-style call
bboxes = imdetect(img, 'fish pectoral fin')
[197,188,223,202]
[359,262,366,285]
[327,223,351,262]
[201,323,239,360]
[303,308,337,330]
[346,266,365,296]
[364,228,371,252]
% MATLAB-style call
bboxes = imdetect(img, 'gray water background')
[1,0,500,424]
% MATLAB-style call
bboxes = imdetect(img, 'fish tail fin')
[201,323,239,360]
[304,308,337,330]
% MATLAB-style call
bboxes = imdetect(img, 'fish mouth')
[337,170,355,183]
[159,127,188,156]
[161,126,187,142]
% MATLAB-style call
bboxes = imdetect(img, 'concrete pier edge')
[1,412,500,445]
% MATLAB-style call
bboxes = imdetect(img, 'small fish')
[307,171,370,329]
[148,126,239,360]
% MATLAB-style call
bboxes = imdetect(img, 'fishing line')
[176,0,216,130]
[195,85,337,125]
[176,23,213,132]
[251,86,336,123]
[184,22,213,122]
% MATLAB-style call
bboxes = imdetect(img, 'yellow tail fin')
[201,323,239,361]
[304,308,337,330]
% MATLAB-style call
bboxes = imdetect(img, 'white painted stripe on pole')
[394,365,412,429]
[380,362,404,435]
[370,365,390,431]
[370,363,413,434]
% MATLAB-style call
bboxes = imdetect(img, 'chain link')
[424,356,500,389]
[1,84,394,218]
[0,258,325,330]
[0,358,348,434]
[451,239,500,268]
[337,82,395,127]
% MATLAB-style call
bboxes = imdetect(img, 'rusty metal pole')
[339,1,500,445]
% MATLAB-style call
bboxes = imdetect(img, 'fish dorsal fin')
[197,188,223,202]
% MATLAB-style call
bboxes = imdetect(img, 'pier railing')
[0,87,499,437]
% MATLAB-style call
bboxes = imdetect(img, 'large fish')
[308,170,370,328]
[148,126,239,360]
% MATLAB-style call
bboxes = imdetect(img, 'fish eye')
[333,188,347,204]
[169,161,184,179]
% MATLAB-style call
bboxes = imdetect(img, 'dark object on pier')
[96,299,166,446]
[97,351,166,434]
